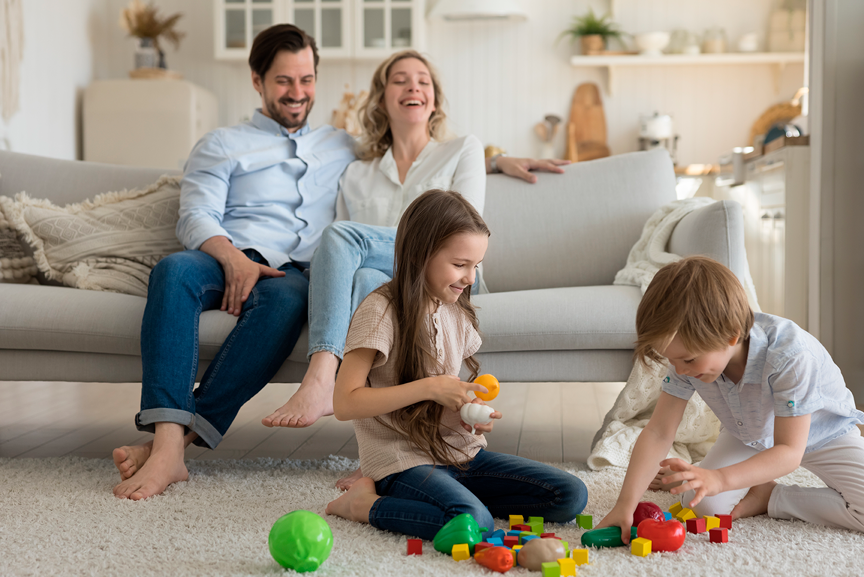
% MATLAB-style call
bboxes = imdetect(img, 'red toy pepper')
[636,518,686,552]
[474,546,514,573]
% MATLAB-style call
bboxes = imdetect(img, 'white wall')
[0,0,108,160]
[95,0,804,166]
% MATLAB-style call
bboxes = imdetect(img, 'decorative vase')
[580,34,605,55]
[134,37,159,69]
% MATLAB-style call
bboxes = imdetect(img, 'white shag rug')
[1,456,862,577]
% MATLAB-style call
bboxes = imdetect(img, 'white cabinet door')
[354,0,425,60]
[215,0,284,61]
[290,0,353,58]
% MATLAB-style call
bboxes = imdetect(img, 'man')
[113,24,567,500]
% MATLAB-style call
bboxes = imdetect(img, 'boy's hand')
[595,506,635,545]
[660,458,725,508]
[428,375,489,412]
[459,398,502,435]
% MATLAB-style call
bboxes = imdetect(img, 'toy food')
[460,403,495,434]
[433,513,487,555]
[474,374,500,401]
[580,526,638,548]
[516,538,567,570]
[475,546,514,573]
[636,518,686,552]
[632,502,665,526]
[268,510,333,572]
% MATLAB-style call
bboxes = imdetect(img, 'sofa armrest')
[667,200,748,281]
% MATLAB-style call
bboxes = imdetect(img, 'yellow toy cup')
[474,374,500,401]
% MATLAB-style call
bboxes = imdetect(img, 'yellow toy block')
[675,508,696,522]
[572,548,589,566]
[704,516,720,531]
[509,514,524,529]
[452,544,470,561]
[557,558,577,576]
[631,537,652,557]
[668,502,684,516]
[511,549,518,565]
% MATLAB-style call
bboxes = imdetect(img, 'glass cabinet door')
[216,0,282,60]
[288,0,352,58]
[355,0,424,59]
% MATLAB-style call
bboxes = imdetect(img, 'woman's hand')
[494,156,571,184]
[460,398,502,435]
[595,505,635,545]
[659,458,725,508]
[427,375,488,412]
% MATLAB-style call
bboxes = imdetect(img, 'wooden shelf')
[570,52,805,95]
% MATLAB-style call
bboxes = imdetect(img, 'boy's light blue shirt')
[663,312,864,453]
[176,110,357,268]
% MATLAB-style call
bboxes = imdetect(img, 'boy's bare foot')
[731,481,777,520]
[262,352,339,428]
[649,466,684,491]
[325,476,379,523]
[112,442,153,480]
[113,450,189,500]
[336,467,363,491]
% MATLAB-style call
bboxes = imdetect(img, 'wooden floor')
[0,381,624,462]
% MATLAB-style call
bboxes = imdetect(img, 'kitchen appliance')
[715,146,754,187]
[638,112,679,164]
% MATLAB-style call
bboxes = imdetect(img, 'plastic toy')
[488,529,506,540]
[704,516,720,531]
[675,508,696,522]
[668,502,684,516]
[541,561,561,577]
[636,518,685,552]
[460,403,495,434]
[474,546,515,573]
[663,512,672,520]
[558,557,577,576]
[503,536,519,548]
[474,374,500,401]
[575,514,593,529]
[686,518,706,534]
[580,526,637,549]
[521,535,539,545]
[631,537,652,557]
[512,524,531,532]
[509,515,524,528]
[541,533,558,539]
[407,538,422,555]
[452,543,470,561]
[528,516,544,534]
[433,513,487,555]
[716,514,733,529]
[709,527,729,543]
[268,510,333,573]
[475,542,494,553]
[633,502,665,526]
[487,537,504,547]
[572,549,589,565]
[560,541,569,558]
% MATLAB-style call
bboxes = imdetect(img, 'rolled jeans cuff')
[307,344,344,362]
[135,408,223,450]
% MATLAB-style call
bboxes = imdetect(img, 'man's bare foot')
[112,442,152,480]
[731,481,777,520]
[649,466,684,491]
[336,467,363,491]
[262,352,338,428]
[113,451,189,500]
[325,476,378,523]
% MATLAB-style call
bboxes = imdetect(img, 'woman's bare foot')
[731,481,777,520]
[325,476,379,523]
[649,466,684,491]
[336,467,363,491]
[113,449,188,500]
[113,442,153,480]
[262,352,338,428]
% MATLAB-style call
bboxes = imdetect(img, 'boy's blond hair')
[635,256,754,366]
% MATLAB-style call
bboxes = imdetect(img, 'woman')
[262,51,568,448]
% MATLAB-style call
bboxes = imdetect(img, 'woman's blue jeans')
[136,249,308,449]
[370,449,588,540]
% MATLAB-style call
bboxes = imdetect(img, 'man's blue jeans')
[136,249,308,449]
[370,449,588,540]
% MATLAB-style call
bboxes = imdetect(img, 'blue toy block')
[664,512,672,520]
[507,530,523,537]
[521,535,540,545]
[487,537,504,547]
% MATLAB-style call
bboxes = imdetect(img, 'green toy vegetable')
[580,526,638,549]
[433,513,488,555]
[268,510,333,572]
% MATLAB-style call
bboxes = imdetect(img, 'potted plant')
[559,8,625,55]
[120,0,185,71]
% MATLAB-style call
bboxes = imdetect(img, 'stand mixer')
[638,112,679,164]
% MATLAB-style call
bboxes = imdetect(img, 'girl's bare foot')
[325,477,379,523]
[112,442,153,480]
[336,467,363,491]
[649,466,683,491]
[731,481,777,520]
[113,449,189,500]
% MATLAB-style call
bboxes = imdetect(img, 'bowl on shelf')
[635,32,671,56]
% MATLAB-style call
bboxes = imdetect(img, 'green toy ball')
[268,510,333,573]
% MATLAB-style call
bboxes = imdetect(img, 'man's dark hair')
[249,24,319,79]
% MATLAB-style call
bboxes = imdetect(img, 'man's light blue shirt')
[176,110,357,268]
[663,312,864,453]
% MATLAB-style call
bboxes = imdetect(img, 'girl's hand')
[659,458,725,508]
[595,505,635,545]
[460,398,502,435]
[428,375,489,412]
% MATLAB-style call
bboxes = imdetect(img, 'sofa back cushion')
[480,149,677,293]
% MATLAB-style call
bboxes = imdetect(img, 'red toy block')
[541,533,559,539]
[512,524,531,532]
[407,538,422,555]
[716,514,732,530]
[709,528,729,543]
[503,536,519,548]
[474,542,494,553]
[686,518,707,534]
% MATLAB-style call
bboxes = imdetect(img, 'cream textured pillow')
[0,207,37,284]
[0,176,184,297]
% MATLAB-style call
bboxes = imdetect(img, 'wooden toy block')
[406,538,422,555]
[487,537,504,547]
[452,544,470,561]
[663,512,672,520]
[541,532,557,539]
[509,515,525,529]
[521,535,539,545]
[513,524,531,532]
[506,530,523,537]
[529,516,545,525]
[513,545,523,565]
[529,516,545,534]
[675,508,696,522]
[631,537,652,557]
[716,514,733,529]
[503,536,519,548]
[572,548,589,566]
[561,540,569,558]
[488,529,506,540]
[474,542,493,553]
[575,514,593,529]
[541,561,562,577]
[668,502,684,516]
[686,518,707,534]
[709,528,729,543]
[557,558,577,576]
[704,516,720,531]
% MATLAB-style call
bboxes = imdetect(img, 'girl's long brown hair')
[374,189,489,468]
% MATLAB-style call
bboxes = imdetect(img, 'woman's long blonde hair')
[355,50,449,161]
[371,189,489,468]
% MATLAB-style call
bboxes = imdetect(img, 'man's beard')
[266,96,313,131]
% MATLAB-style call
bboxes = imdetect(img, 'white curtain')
[0,0,24,122]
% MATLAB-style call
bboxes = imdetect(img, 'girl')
[324,189,587,540]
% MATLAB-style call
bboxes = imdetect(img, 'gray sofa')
[0,148,746,384]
